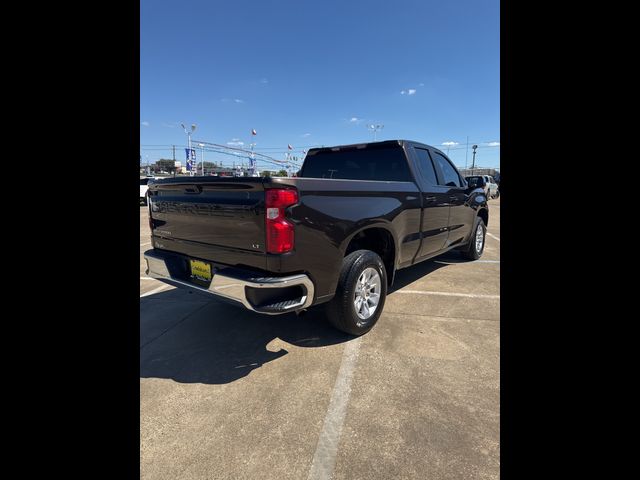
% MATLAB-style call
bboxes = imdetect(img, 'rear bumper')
[144,249,315,314]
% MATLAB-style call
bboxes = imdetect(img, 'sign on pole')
[185,148,196,171]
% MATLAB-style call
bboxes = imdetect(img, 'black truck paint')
[144,140,488,331]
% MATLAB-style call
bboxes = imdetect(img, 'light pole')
[181,123,197,176]
[249,142,256,176]
[471,144,478,172]
[198,143,205,175]
[367,124,384,141]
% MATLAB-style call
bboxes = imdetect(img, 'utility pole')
[172,145,176,177]
[198,143,205,176]
[471,144,478,172]
[249,142,256,176]
[465,136,469,169]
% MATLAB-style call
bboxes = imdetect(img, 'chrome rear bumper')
[144,250,314,314]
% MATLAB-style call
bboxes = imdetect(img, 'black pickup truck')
[144,140,488,335]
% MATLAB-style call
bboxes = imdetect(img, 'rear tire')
[325,250,387,336]
[461,216,486,260]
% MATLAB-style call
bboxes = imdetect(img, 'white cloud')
[141,121,150,127]
[407,89,416,95]
[259,78,268,84]
[234,98,244,103]
[419,83,425,86]
[227,139,244,146]
[442,141,459,147]
[302,133,311,137]
[485,141,500,147]
[349,117,360,123]
[400,90,406,95]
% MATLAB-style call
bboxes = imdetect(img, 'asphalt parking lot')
[140,198,500,479]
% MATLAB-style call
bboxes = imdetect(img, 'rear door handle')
[449,196,458,202]
[425,196,436,202]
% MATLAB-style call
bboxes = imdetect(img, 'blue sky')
[140,0,499,171]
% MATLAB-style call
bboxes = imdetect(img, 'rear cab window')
[431,151,462,187]
[413,148,439,186]
[300,144,412,181]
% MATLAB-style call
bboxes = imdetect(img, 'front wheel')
[461,216,486,260]
[325,249,387,336]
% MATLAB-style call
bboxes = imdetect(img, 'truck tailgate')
[148,177,267,269]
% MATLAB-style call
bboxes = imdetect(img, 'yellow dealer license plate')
[190,259,212,282]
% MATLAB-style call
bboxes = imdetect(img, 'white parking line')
[396,290,499,299]
[307,337,362,480]
[486,232,500,242]
[140,284,172,297]
[140,276,156,281]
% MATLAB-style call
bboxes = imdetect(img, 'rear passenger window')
[300,145,412,181]
[432,152,461,187]
[414,148,438,186]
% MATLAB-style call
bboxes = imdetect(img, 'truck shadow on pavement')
[140,251,469,385]
[389,251,464,293]
[140,290,351,385]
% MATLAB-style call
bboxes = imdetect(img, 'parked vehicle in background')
[144,140,489,336]
[140,177,150,205]
[483,175,499,199]
[465,176,488,197]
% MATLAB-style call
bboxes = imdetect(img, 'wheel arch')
[341,224,398,287]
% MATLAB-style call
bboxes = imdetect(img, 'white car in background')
[482,175,499,199]
[140,177,151,204]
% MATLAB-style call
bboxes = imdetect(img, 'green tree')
[155,159,176,174]
[277,169,288,177]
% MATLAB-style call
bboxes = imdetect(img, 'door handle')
[425,196,436,202]
[449,196,458,202]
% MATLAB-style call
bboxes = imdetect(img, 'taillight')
[265,188,298,254]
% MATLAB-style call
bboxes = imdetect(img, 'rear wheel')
[461,216,486,260]
[325,249,387,336]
